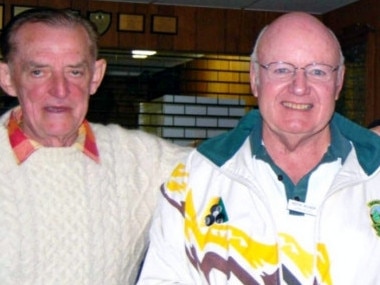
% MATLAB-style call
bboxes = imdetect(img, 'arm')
[137,163,197,284]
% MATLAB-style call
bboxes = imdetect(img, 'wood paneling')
[0,0,284,54]
[88,1,119,48]
[324,0,380,124]
[173,6,196,51]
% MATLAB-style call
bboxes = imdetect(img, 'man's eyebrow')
[22,61,48,70]
[66,61,90,68]
[26,60,46,66]
[22,61,89,69]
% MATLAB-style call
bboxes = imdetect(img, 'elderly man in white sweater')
[0,7,189,285]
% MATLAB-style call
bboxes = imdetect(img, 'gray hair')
[0,7,99,63]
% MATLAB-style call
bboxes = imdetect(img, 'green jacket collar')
[197,109,380,175]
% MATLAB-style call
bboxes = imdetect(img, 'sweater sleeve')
[90,124,193,284]
[93,124,191,190]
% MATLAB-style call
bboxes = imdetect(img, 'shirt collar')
[250,112,351,164]
[8,106,100,164]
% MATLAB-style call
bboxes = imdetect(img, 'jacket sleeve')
[136,160,197,285]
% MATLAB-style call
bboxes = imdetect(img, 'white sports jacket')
[138,110,380,285]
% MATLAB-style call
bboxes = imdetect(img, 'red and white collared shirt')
[7,107,99,164]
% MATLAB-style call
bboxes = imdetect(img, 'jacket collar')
[198,109,380,175]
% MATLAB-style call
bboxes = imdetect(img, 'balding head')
[250,12,345,91]
[248,12,346,151]
[252,12,343,68]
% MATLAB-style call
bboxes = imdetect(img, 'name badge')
[287,199,317,216]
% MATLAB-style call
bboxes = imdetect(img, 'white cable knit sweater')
[0,111,190,285]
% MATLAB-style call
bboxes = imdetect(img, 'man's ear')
[250,62,259,98]
[0,62,17,97]
[90,58,107,95]
[334,65,346,101]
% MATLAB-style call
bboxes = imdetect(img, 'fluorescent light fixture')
[132,50,157,56]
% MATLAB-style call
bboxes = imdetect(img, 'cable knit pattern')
[0,111,190,285]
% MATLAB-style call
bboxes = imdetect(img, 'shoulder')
[90,122,191,159]
[90,123,162,143]
[332,113,380,175]
[197,110,259,167]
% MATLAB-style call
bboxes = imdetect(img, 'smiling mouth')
[282,101,312,110]
[45,106,70,113]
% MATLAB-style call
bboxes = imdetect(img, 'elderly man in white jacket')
[138,12,380,285]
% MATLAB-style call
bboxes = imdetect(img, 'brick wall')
[139,94,254,146]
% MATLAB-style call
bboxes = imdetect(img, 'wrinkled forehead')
[15,21,89,42]
[10,22,95,61]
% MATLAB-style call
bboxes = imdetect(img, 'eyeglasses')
[255,61,340,82]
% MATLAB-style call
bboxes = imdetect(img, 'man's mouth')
[45,106,70,113]
[282,101,312,110]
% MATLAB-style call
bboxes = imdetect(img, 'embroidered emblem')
[204,197,228,226]
[368,200,380,236]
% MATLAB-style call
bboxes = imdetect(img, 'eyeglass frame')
[254,60,341,82]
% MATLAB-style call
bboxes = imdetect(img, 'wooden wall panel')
[224,9,242,54]
[239,11,279,55]
[195,8,225,52]
[151,5,176,51]
[0,0,284,55]
[71,0,87,13]
[88,1,119,48]
[133,4,158,49]
[173,6,196,52]
[324,0,380,124]
[38,0,69,9]
[2,0,37,24]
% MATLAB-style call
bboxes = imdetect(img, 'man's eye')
[273,67,292,75]
[31,70,42,76]
[71,70,84,76]
[309,69,327,77]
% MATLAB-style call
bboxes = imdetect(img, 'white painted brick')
[218,118,239,128]
[162,127,185,138]
[207,106,229,116]
[163,104,185,114]
[174,95,196,103]
[162,115,173,126]
[196,117,218,127]
[196,97,218,105]
[184,128,207,139]
[139,94,249,145]
[207,129,228,138]
[185,105,207,115]
[218,98,240,105]
[174,116,196,126]
[229,107,246,117]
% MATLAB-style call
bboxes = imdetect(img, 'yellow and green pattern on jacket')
[164,163,332,284]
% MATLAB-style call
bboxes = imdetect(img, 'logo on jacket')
[204,197,229,226]
[368,200,380,236]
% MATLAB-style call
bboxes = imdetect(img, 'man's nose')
[289,68,309,96]
[50,73,69,98]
